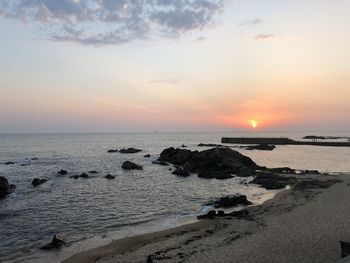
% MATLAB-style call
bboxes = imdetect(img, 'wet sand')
[63,173,350,263]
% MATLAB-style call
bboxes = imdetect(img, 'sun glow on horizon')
[248,120,259,128]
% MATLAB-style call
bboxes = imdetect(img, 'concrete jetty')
[221,137,350,147]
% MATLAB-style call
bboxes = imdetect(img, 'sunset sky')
[0,0,349,132]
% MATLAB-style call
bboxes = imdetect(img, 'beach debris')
[152,160,169,166]
[32,178,48,187]
[206,195,252,208]
[0,176,15,197]
[144,154,151,158]
[172,166,190,177]
[58,169,68,175]
[158,147,258,178]
[340,241,350,258]
[119,148,142,154]
[107,149,118,153]
[122,161,143,170]
[105,174,116,179]
[40,235,65,250]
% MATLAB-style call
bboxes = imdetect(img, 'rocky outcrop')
[207,195,252,208]
[245,144,276,151]
[172,167,190,177]
[0,176,15,197]
[197,209,251,220]
[122,161,143,170]
[158,147,258,178]
[58,169,68,175]
[105,174,116,179]
[40,235,65,250]
[107,149,118,153]
[119,148,142,154]
[198,171,233,180]
[250,172,293,189]
[32,178,48,187]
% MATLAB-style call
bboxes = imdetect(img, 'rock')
[250,172,292,189]
[32,178,48,187]
[340,241,350,258]
[152,160,169,166]
[105,174,116,179]
[88,170,98,174]
[147,255,154,263]
[197,210,217,219]
[40,235,65,250]
[107,149,118,153]
[158,147,258,179]
[122,161,143,170]
[119,148,142,154]
[217,210,225,217]
[198,171,233,180]
[144,154,151,158]
[181,144,187,148]
[31,157,39,161]
[80,173,89,178]
[69,175,79,179]
[227,209,252,220]
[172,167,190,177]
[58,169,68,175]
[245,144,276,151]
[207,195,252,208]
[0,176,15,197]
[21,163,31,166]
[5,161,15,165]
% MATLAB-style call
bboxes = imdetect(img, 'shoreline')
[63,172,350,263]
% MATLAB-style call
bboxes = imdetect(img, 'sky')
[0,0,349,133]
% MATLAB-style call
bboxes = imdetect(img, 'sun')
[248,120,259,128]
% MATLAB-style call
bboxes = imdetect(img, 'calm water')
[0,131,349,262]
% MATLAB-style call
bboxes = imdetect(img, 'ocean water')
[0,131,349,262]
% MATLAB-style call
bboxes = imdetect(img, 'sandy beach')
[63,173,350,263]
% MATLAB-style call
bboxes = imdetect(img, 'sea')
[0,131,349,262]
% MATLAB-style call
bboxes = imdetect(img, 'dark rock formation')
[58,169,68,175]
[207,195,252,208]
[340,241,350,258]
[40,235,65,250]
[0,176,15,197]
[80,173,89,178]
[107,149,118,153]
[105,174,116,179]
[122,161,143,170]
[198,209,252,220]
[158,147,258,178]
[5,161,15,165]
[172,167,190,177]
[152,160,169,166]
[198,171,233,180]
[294,178,341,191]
[245,144,276,151]
[88,170,98,174]
[69,175,79,179]
[21,163,31,166]
[119,148,142,154]
[250,172,293,189]
[144,154,151,158]
[197,210,217,219]
[181,144,187,148]
[31,157,39,161]
[32,178,48,187]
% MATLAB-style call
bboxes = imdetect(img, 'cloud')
[253,34,275,40]
[238,19,263,26]
[149,78,181,85]
[0,0,227,46]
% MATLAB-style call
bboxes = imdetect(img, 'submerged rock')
[144,154,151,158]
[0,176,15,197]
[172,167,190,177]
[69,175,79,179]
[40,235,65,250]
[105,174,116,179]
[245,144,276,151]
[58,169,68,175]
[80,173,89,178]
[119,148,142,154]
[107,149,118,153]
[122,161,143,170]
[152,160,169,166]
[158,147,258,178]
[5,161,16,165]
[207,195,252,208]
[32,178,48,187]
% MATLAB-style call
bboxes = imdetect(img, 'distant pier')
[221,137,350,147]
